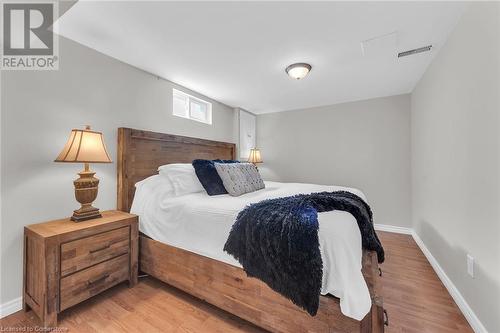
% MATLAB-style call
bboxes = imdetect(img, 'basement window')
[173,89,212,125]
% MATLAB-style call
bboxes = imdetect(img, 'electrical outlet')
[467,254,474,278]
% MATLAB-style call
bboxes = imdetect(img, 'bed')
[116,127,385,333]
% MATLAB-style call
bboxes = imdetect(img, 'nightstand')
[23,210,138,328]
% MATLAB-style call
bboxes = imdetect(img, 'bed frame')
[116,127,385,333]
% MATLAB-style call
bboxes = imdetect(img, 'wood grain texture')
[23,211,138,328]
[117,127,236,212]
[61,227,129,276]
[377,232,473,333]
[26,211,137,239]
[140,235,383,333]
[4,232,473,333]
[115,127,383,332]
[129,221,139,286]
[23,233,44,317]
[60,254,129,311]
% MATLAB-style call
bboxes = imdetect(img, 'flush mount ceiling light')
[285,63,311,80]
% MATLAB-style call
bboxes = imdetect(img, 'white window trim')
[172,88,212,125]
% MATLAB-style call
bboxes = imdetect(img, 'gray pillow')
[214,162,265,196]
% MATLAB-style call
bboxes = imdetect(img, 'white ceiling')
[54,1,467,114]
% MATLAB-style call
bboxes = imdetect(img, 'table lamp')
[55,126,112,222]
[248,148,263,165]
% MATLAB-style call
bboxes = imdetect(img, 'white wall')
[0,36,236,305]
[257,94,411,228]
[411,2,500,332]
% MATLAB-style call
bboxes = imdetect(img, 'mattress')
[131,180,372,320]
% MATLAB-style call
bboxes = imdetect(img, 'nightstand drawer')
[61,226,130,276]
[60,253,129,311]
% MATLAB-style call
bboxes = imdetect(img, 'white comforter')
[131,180,371,320]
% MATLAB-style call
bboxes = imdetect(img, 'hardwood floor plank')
[377,232,472,333]
[1,232,473,332]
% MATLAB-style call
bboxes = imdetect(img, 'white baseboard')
[0,296,22,318]
[374,223,412,235]
[411,231,488,333]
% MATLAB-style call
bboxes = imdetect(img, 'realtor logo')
[1,1,59,70]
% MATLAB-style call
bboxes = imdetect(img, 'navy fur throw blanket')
[223,191,384,316]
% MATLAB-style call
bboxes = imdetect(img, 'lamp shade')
[55,126,112,163]
[248,148,263,164]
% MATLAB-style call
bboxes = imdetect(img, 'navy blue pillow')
[192,159,239,195]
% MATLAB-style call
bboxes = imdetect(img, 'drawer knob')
[87,273,110,286]
[89,243,111,254]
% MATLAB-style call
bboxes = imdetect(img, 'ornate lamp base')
[71,205,102,222]
[72,163,102,222]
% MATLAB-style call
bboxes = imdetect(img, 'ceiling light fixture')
[285,63,311,80]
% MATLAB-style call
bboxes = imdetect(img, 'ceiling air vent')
[398,45,432,58]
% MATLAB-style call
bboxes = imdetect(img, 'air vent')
[398,45,432,58]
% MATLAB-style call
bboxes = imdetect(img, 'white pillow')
[135,174,173,190]
[158,163,191,174]
[130,175,174,216]
[158,163,204,196]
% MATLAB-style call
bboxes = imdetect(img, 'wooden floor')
[1,232,472,332]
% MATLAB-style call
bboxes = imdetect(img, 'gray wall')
[411,2,500,332]
[0,37,236,304]
[257,94,411,228]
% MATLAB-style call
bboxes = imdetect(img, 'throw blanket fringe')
[223,191,384,316]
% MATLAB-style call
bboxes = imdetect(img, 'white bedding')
[131,180,371,320]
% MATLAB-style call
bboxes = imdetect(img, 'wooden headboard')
[117,127,236,212]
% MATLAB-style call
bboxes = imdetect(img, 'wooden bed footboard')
[139,235,384,333]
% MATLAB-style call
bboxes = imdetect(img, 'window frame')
[172,89,212,125]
